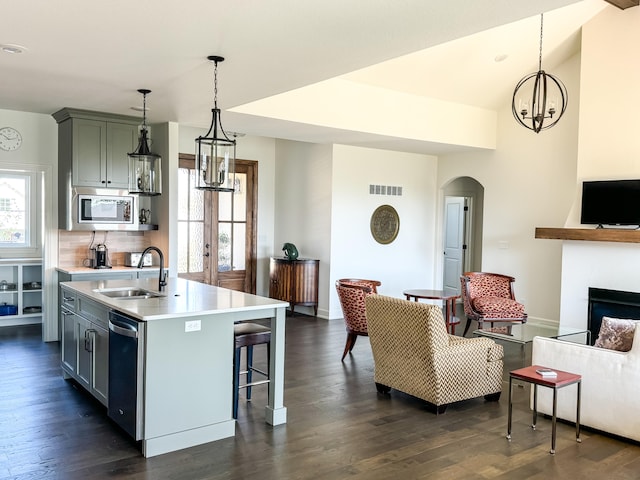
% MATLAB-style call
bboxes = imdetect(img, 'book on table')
[536,368,557,378]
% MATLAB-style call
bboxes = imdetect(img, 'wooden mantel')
[535,227,640,244]
[603,0,639,10]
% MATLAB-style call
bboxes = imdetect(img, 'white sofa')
[531,328,640,442]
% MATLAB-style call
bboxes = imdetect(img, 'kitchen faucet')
[138,246,167,291]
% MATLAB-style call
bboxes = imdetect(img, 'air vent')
[369,184,403,196]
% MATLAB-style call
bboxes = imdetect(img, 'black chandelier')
[195,55,236,191]
[128,89,162,195]
[512,14,568,133]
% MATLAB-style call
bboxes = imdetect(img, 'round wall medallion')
[370,204,400,244]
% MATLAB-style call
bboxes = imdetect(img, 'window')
[177,166,204,276]
[0,173,31,247]
[0,170,40,254]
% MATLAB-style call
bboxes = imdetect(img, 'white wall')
[145,122,178,275]
[576,6,640,181]
[560,242,640,329]
[436,52,580,324]
[559,7,640,327]
[273,140,333,316]
[270,141,438,319]
[329,144,438,318]
[0,109,58,340]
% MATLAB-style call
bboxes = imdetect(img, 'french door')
[177,154,257,293]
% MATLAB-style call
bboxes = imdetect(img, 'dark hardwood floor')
[1,317,639,479]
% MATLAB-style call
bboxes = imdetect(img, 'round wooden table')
[403,289,460,334]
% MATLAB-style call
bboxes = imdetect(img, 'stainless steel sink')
[94,287,164,300]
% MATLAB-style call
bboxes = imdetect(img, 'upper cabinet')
[53,108,139,190]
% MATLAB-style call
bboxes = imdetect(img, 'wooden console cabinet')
[269,257,319,316]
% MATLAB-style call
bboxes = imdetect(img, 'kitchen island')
[60,277,288,457]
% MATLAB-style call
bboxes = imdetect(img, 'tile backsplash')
[58,230,151,268]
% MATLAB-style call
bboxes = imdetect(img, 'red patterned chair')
[365,294,503,413]
[335,278,381,361]
[460,272,528,336]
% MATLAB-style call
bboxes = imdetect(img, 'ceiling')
[0,0,610,155]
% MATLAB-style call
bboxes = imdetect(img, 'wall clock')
[370,204,400,244]
[0,126,22,151]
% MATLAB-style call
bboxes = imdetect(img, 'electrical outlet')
[185,320,201,332]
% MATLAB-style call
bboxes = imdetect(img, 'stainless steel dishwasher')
[108,310,145,440]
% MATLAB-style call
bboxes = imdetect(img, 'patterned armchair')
[335,278,382,361]
[460,272,528,336]
[365,294,503,414]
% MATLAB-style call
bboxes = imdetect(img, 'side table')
[507,365,582,454]
[269,257,319,316]
[403,289,460,334]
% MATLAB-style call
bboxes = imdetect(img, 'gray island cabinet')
[59,277,289,457]
[60,285,109,406]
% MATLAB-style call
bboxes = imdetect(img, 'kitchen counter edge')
[57,266,163,274]
[60,277,289,321]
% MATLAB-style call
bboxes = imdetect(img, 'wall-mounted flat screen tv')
[581,179,640,227]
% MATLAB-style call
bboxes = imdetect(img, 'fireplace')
[588,287,640,344]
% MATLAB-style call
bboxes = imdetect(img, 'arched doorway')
[442,176,484,294]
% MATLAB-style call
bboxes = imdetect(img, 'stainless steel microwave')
[66,187,139,231]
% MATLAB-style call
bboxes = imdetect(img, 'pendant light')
[512,14,568,133]
[128,89,162,195]
[195,56,236,191]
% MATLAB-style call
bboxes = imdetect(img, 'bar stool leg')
[267,342,271,399]
[246,345,254,400]
[233,346,241,419]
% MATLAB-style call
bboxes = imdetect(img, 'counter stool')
[233,322,271,419]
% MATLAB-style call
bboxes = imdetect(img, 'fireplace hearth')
[588,287,640,344]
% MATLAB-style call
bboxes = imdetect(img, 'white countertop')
[56,266,161,274]
[61,277,289,321]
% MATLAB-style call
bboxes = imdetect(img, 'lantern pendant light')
[128,89,162,195]
[512,14,568,133]
[195,55,236,192]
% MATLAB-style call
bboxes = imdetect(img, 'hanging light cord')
[537,14,544,72]
[142,91,147,128]
[213,59,219,109]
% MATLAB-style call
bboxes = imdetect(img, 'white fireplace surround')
[559,241,640,331]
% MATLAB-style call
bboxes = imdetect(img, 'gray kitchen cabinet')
[76,315,109,405]
[60,305,77,375]
[68,118,136,189]
[105,122,138,189]
[75,315,93,391]
[60,285,110,406]
[53,108,140,190]
[71,118,106,187]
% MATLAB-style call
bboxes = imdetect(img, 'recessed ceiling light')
[494,53,508,63]
[131,106,147,112]
[1,44,27,54]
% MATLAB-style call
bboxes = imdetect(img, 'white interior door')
[443,196,466,294]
